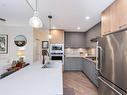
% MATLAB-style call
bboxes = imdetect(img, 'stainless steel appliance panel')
[98,30,127,92]
[98,77,126,95]
[51,56,63,60]
[50,44,64,53]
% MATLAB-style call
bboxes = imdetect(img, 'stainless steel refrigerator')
[97,30,127,95]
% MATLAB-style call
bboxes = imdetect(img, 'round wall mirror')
[14,35,27,47]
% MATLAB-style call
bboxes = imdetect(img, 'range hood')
[90,36,100,43]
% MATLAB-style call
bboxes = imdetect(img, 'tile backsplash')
[65,48,96,57]
[87,48,96,57]
[65,48,87,57]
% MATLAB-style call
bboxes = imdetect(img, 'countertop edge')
[65,56,96,64]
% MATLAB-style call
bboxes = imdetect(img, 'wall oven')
[50,44,64,53]
[50,44,64,62]
[51,55,63,61]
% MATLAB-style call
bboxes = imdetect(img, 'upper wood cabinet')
[101,0,127,36]
[101,6,111,35]
[117,0,127,29]
[110,1,119,32]
[50,29,64,44]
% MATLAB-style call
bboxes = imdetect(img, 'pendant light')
[48,15,52,39]
[26,0,43,28]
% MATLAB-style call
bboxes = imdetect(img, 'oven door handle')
[98,77,122,95]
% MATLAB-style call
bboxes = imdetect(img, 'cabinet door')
[90,63,98,87]
[50,30,64,44]
[82,59,98,87]
[84,60,90,77]
[65,32,86,48]
[76,58,82,70]
[101,7,111,35]
[101,0,127,35]
[69,58,74,70]
[110,1,119,32]
[71,34,86,48]
[87,61,92,79]
[64,33,71,48]
[64,58,71,71]
[70,58,82,70]
[82,59,86,73]
[117,0,127,29]
[110,0,127,32]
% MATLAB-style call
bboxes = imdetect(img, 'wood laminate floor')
[63,71,98,95]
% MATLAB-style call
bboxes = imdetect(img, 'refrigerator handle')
[96,46,103,71]
[96,46,99,70]
[99,46,103,72]
[96,46,103,75]
[98,77,122,95]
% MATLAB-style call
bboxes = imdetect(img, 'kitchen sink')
[42,61,62,69]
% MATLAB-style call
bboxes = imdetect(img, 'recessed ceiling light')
[85,16,90,20]
[52,26,56,29]
[77,27,81,30]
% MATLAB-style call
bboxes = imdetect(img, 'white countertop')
[82,57,96,64]
[0,61,63,95]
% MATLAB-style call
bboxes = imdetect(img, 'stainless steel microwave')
[50,44,64,53]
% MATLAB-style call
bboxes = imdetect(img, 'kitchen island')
[0,61,63,95]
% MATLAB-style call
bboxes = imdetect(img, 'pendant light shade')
[29,11,42,28]
[26,0,43,28]
[48,33,52,39]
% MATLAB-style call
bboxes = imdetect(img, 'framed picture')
[42,41,49,49]
[0,34,8,54]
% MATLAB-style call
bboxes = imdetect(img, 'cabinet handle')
[119,24,127,29]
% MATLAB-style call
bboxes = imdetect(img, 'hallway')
[63,72,98,95]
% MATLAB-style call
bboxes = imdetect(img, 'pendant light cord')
[25,0,37,11]
[36,0,37,11]
[49,16,52,34]
[26,0,42,28]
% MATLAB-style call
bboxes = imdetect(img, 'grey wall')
[85,23,101,48]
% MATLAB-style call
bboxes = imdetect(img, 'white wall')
[0,25,33,64]
[33,29,49,62]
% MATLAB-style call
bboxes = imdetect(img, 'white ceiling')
[0,0,114,32]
